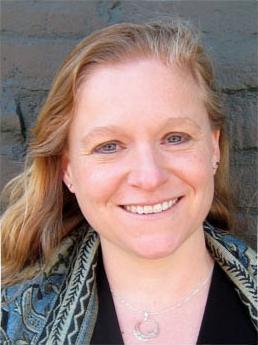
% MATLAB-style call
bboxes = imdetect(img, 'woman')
[1,20,257,345]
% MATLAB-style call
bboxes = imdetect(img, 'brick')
[215,50,257,90]
[1,1,49,37]
[1,1,103,38]
[17,91,48,134]
[2,36,79,90]
[233,211,257,249]
[230,150,258,209]
[0,154,24,192]
[45,2,101,37]
[0,95,20,133]
[0,130,25,192]
[2,1,257,91]
[223,92,258,150]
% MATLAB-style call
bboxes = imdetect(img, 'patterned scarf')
[1,222,257,345]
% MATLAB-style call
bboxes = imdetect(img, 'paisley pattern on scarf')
[204,223,257,329]
[1,225,99,345]
[1,222,257,345]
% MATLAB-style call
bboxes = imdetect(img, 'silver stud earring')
[213,161,220,171]
[68,183,72,189]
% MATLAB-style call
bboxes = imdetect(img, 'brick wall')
[1,0,257,247]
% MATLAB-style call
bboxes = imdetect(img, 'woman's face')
[63,58,220,259]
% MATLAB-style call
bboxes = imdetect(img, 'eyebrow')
[80,116,201,146]
[161,117,202,132]
[80,126,124,147]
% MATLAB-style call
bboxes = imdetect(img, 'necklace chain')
[111,268,213,315]
[111,268,213,342]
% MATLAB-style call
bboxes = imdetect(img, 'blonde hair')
[1,19,231,286]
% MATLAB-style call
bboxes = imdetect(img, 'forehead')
[77,57,203,97]
[73,58,208,130]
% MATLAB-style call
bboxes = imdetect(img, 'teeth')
[124,198,178,215]
[153,204,162,213]
[162,201,169,210]
[136,206,144,214]
[143,205,152,214]
[131,206,137,213]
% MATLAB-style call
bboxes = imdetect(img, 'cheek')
[170,149,214,189]
[170,151,215,222]
[73,160,124,204]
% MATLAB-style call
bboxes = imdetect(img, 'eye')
[93,141,123,154]
[163,133,191,145]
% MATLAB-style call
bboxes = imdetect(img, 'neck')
[100,228,214,310]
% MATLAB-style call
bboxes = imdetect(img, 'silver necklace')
[111,269,213,342]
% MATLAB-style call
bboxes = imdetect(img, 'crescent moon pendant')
[133,312,160,341]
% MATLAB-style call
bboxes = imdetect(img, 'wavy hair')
[1,19,231,286]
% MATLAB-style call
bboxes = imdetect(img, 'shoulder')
[204,222,257,330]
[204,222,256,277]
[1,224,94,345]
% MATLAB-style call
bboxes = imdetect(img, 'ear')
[211,129,221,165]
[61,153,74,193]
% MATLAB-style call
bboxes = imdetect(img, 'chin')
[138,251,174,260]
[132,237,181,260]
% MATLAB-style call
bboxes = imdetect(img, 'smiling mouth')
[121,197,180,215]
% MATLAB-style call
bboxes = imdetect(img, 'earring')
[68,183,72,189]
[213,161,220,171]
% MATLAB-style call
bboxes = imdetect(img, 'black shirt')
[91,256,257,345]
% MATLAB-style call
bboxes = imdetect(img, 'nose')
[127,146,169,191]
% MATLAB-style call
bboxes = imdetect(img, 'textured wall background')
[1,0,257,247]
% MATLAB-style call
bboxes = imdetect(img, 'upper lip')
[120,196,181,207]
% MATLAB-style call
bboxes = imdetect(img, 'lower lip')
[120,197,182,220]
